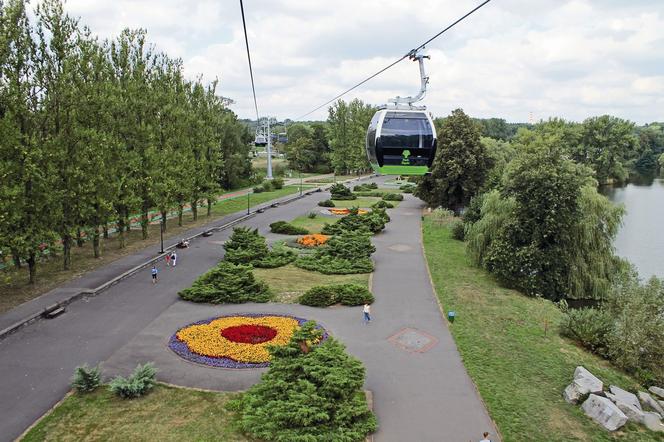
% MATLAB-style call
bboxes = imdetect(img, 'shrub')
[353,191,385,197]
[321,208,389,235]
[330,183,356,200]
[450,220,465,241]
[299,284,374,307]
[382,193,403,201]
[269,221,309,235]
[271,177,284,189]
[179,261,272,303]
[261,180,273,192]
[560,307,613,355]
[71,364,102,393]
[372,200,394,209]
[318,199,335,207]
[224,227,269,264]
[252,186,264,193]
[254,246,296,268]
[295,231,376,274]
[400,183,416,192]
[109,363,157,399]
[353,182,378,192]
[296,255,374,274]
[307,211,317,219]
[230,322,377,441]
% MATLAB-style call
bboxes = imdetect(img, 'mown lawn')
[254,264,370,303]
[21,385,247,442]
[421,217,662,442]
[289,215,332,234]
[1,186,300,314]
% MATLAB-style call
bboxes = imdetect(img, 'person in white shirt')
[363,304,371,323]
[479,431,492,442]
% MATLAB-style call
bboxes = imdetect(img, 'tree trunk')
[191,200,198,221]
[178,205,184,226]
[27,252,36,284]
[161,210,167,233]
[76,227,84,247]
[207,198,213,216]
[103,223,109,239]
[11,248,21,269]
[62,234,72,270]
[93,226,101,258]
[117,215,126,249]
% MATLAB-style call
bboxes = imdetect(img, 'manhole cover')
[388,244,413,252]
[388,328,438,353]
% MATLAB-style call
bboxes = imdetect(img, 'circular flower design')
[169,314,324,368]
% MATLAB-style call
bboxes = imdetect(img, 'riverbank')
[421,216,659,441]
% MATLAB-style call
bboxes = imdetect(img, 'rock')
[650,386,664,400]
[639,391,664,416]
[643,412,664,432]
[611,398,645,424]
[608,385,641,410]
[581,394,628,431]
[563,366,604,404]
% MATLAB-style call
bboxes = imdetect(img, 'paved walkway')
[0,182,498,442]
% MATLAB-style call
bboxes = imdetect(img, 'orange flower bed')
[328,208,368,216]
[297,234,330,247]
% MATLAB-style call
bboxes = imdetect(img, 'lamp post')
[299,170,302,196]
[247,191,250,215]
[159,215,165,254]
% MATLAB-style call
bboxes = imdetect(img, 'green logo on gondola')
[401,149,411,165]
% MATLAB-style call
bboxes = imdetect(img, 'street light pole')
[247,191,250,215]
[159,216,165,254]
[299,170,302,196]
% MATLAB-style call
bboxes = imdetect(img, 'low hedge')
[371,200,394,209]
[299,284,374,307]
[331,194,357,201]
[318,199,335,207]
[269,221,309,235]
[294,231,376,274]
[296,255,374,274]
[353,191,385,197]
[353,183,378,192]
[382,193,403,201]
[321,208,389,235]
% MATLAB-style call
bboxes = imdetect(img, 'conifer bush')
[321,208,389,235]
[299,284,374,307]
[371,200,394,209]
[296,231,375,274]
[269,220,309,235]
[271,177,284,189]
[109,363,157,399]
[71,364,102,393]
[179,261,272,303]
[330,183,356,200]
[318,199,335,207]
[382,193,403,201]
[224,227,295,268]
[230,322,377,441]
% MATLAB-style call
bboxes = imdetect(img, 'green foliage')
[353,182,378,192]
[179,261,272,303]
[371,200,393,209]
[262,181,273,192]
[400,184,415,193]
[299,284,374,307]
[318,199,335,207]
[382,193,403,202]
[296,231,376,275]
[481,137,516,191]
[561,270,664,386]
[252,186,264,193]
[254,245,297,269]
[109,363,157,399]
[224,227,269,264]
[271,178,284,189]
[231,322,377,441]
[328,99,375,174]
[416,109,492,212]
[269,221,309,235]
[71,365,102,393]
[321,209,388,235]
[307,212,317,219]
[330,183,357,200]
[450,220,465,241]
[353,191,386,197]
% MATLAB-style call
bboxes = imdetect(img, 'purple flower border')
[168,313,328,369]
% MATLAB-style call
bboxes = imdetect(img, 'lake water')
[601,177,664,280]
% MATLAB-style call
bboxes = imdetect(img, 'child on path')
[151,265,158,283]
[165,252,171,267]
[479,432,492,442]
[363,303,371,323]
[171,251,177,267]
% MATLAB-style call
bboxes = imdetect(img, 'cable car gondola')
[366,51,437,176]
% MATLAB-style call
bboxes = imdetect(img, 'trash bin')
[447,311,456,323]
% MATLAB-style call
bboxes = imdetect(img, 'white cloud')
[54,0,664,123]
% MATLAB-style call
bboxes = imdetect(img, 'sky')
[62,0,664,124]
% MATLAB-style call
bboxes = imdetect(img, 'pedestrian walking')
[171,251,177,267]
[165,252,171,267]
[151,265,158,283]
[363,303,371,323]
[479,431,492,442]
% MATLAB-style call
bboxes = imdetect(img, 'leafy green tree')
[328,99,374,174]
[416,109,492,212]
[481,136,515,190]
[232,321,377,441]
[577,115,638,184]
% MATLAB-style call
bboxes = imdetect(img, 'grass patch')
[21,384,247,442]
[253,264,370,303]
[0,186,300,314]
[421,217,660,442]
[289,215,331,234]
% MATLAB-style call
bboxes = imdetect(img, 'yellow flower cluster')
[176,315,299,363]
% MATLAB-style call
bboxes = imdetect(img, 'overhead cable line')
[296,0,492,120]
[239,0,260,122]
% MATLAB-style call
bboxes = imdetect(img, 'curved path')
[0,185,498,442]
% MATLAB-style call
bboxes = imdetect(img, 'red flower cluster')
[220,324,278,344]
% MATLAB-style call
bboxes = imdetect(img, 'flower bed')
[169,314,326,368]
[296,234,329,247]
[328,208,368,216]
